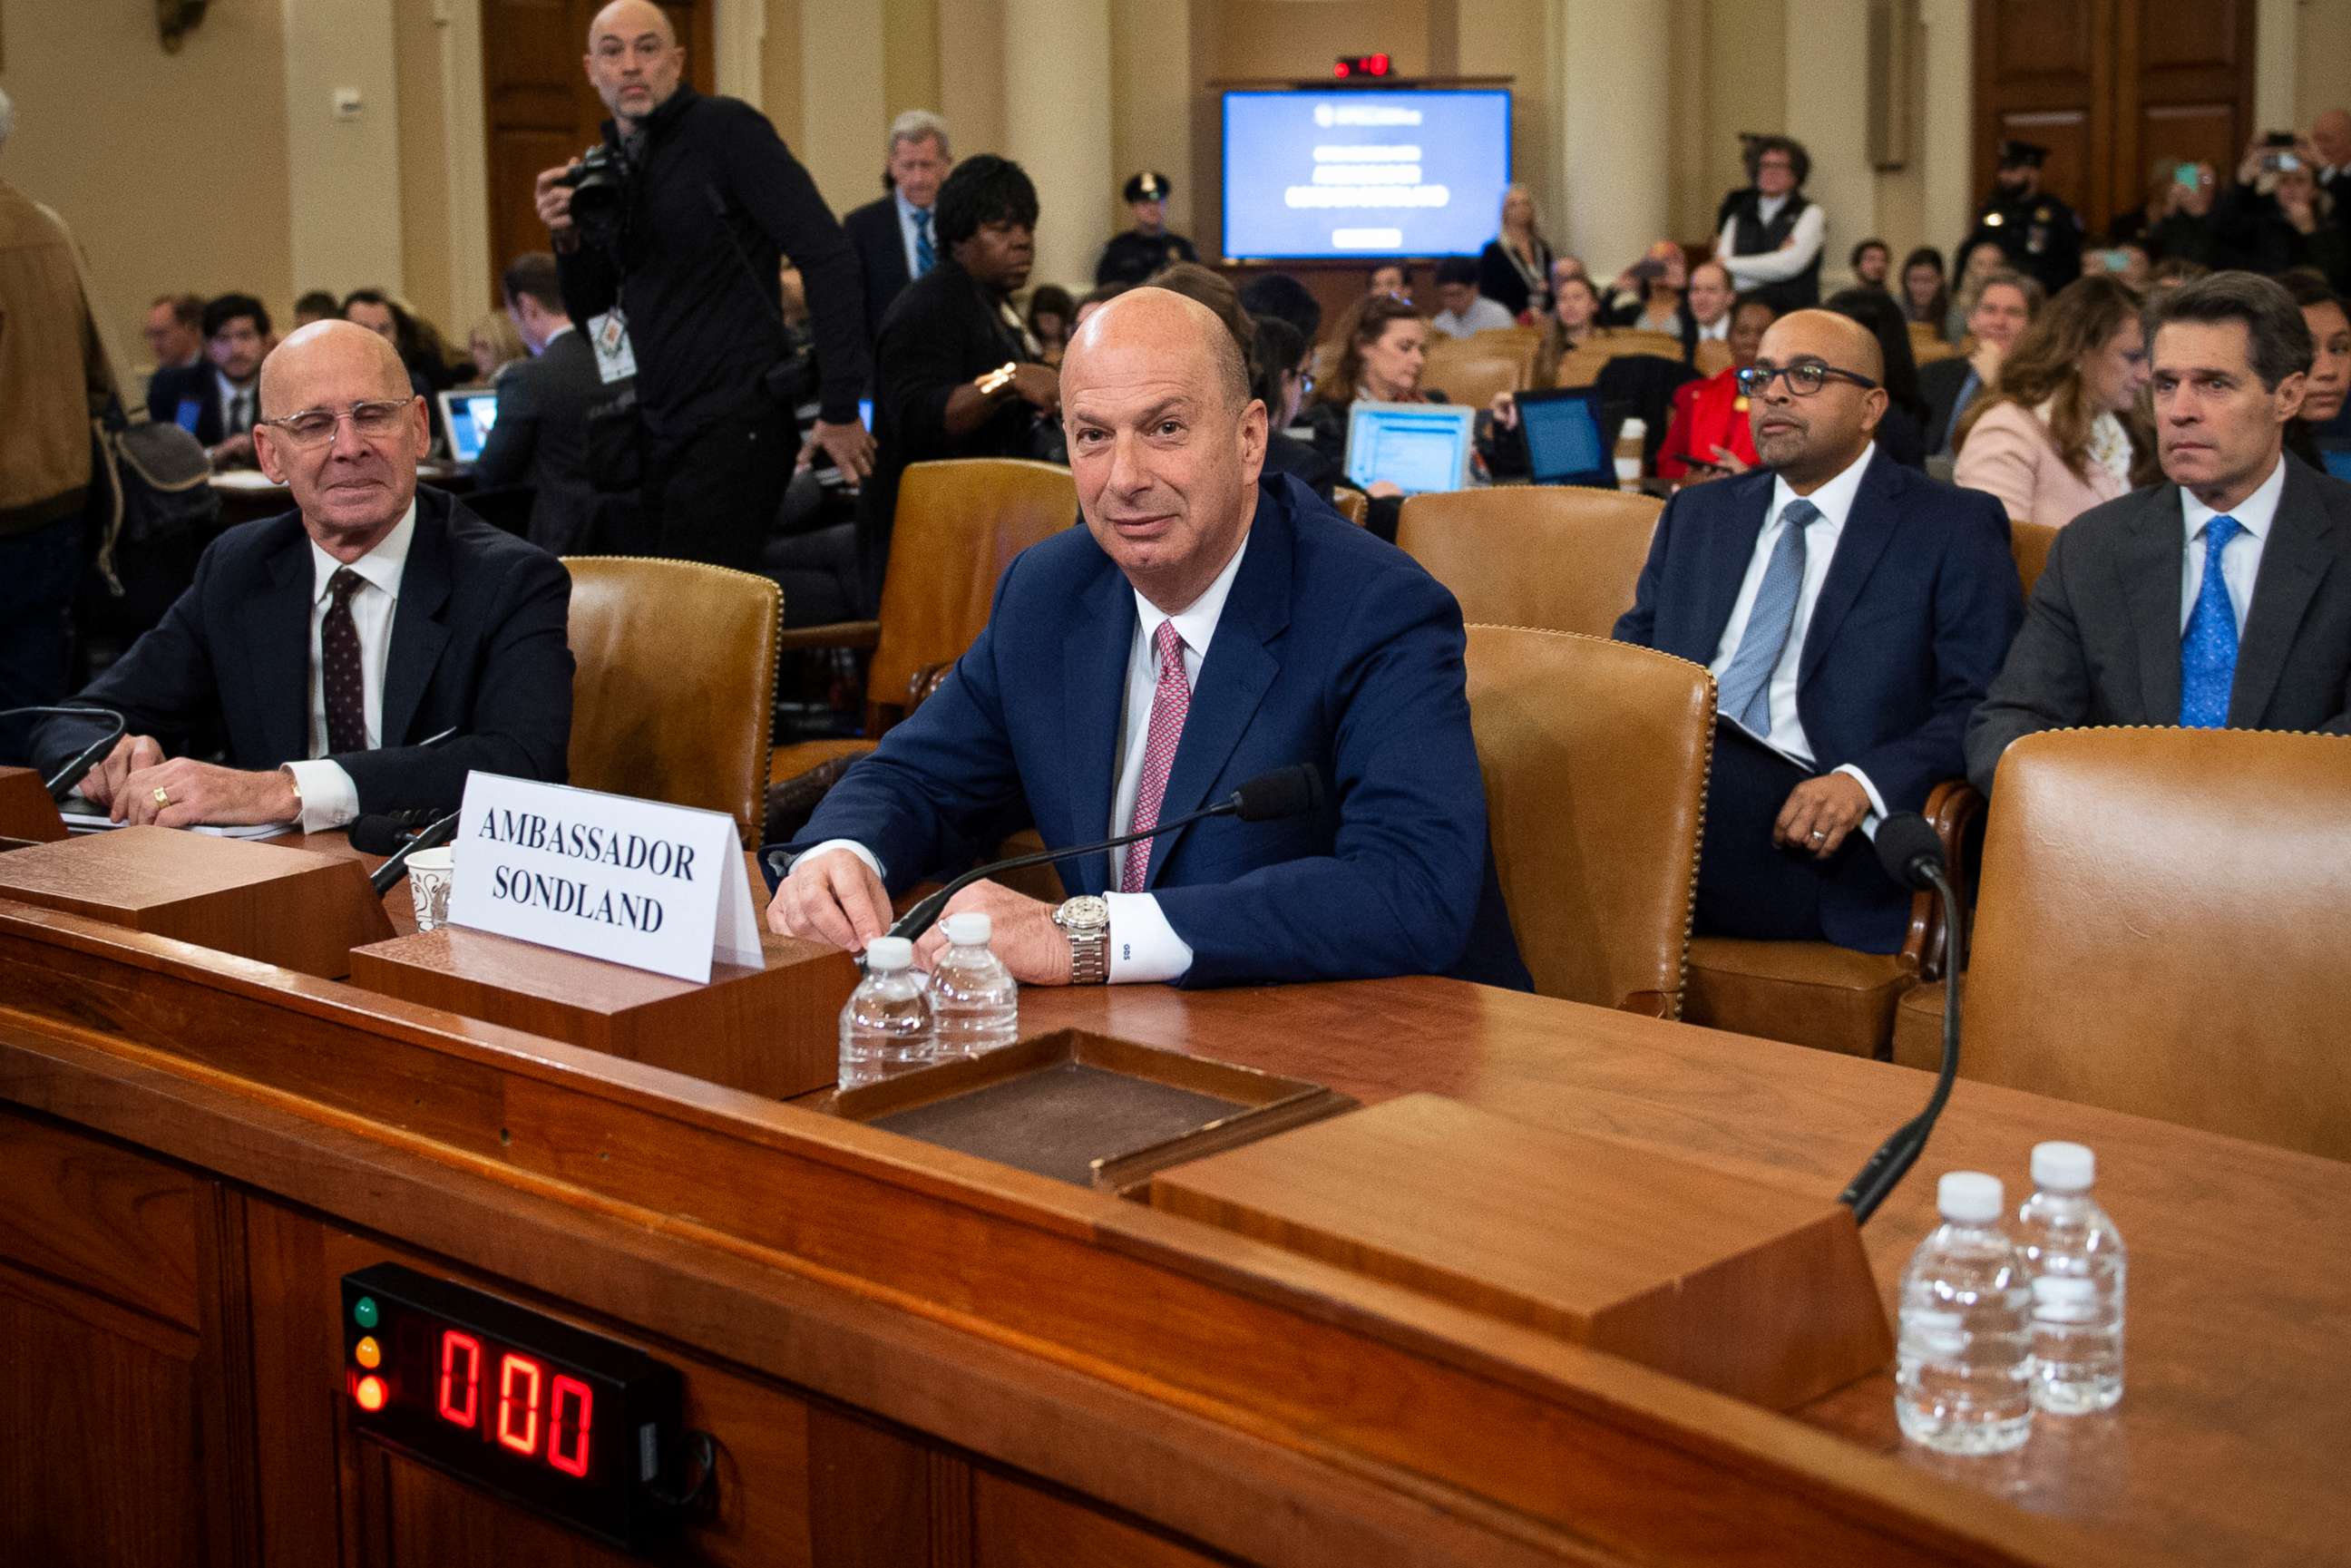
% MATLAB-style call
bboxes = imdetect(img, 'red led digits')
[497,1354,544,1456]
[438,1330,483,1427]
[548,1376,595,1476]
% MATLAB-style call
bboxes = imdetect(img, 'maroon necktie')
[322,568,369,755]
[1121,621,1191,893]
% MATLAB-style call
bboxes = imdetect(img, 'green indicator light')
[354,1295,379,1329]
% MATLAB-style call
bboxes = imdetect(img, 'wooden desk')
[0,886,2341,1566]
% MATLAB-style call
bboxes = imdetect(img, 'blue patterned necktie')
[2180,515,2243,728]
[1717,497,1823,735]
[912,208,934,277]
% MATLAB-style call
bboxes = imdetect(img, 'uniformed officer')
[1095,170,1198,287]
[1959,140,2083,299]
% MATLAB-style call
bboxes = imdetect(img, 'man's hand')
[115,758,298,828]
[1009,363,1060,416]
[1706,443,1751,475]
[81,734,167,814]
[533,165,578,234]
[1773,772,1873,861]
[1488,389,1519,429]
[766,848,891,952]
[808,418,876,483]
[209,431,255,469]
[912,880,1072,985]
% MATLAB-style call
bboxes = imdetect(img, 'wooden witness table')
[0,827,2342,1566]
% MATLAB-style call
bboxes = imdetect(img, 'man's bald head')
[1768,307,1884,382]
[588,0,676,48]
[1748,309,1888,489]
[1065,287,1251,416]
[259,319,412,420]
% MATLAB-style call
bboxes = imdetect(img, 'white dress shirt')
[894,190,932,280]
[284,501,416,832]
[1694,315,1731,343]
[1715,200,1828,289]
[804,531,1253,985]
[1708,443,1888,822]
[2179,453,2283,631]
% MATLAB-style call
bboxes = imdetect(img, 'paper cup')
[406,847,455,932]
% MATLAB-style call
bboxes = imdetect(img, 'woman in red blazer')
[1656,294,1778,483]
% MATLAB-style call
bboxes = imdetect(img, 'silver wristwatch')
[1051,895,1110,984]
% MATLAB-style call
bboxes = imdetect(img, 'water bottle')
[1896,1172,2035,1455]
[928,912,1019,1058]
[837,937,933,1089]
[2014,1141,2126,1415]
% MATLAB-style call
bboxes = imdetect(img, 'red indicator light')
[355,1374,387,1413]
[497,1354,544,1456]
[548,1376,595,1477]
[1371,53,1390,73]
[1333,61,1349,77]
[438,1330,482,1427]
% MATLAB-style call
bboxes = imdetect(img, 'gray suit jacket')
[1966,454,2351,794]
[473,327,606,556]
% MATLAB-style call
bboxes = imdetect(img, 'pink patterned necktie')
[1121,619,1192,893]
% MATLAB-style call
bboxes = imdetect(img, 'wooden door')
[480,0,717,302]
[1972,0,2254,239]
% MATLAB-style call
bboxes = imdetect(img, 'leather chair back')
[2011,520,2058,599]
[1966,727,2351,1159]
[1466,626,1712,1015]
[1398,487,1663,637]
[1692,339,1732,378]
[870,459,1076,711]
[563,557,780,846]
[1420,330,1533,409]
[1331,485,1371,527]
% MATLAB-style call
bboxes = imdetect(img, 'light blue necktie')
[912,209,934,277]
[1717,497,1823,735]
[2180,515,2243,728]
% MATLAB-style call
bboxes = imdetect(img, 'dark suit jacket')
[1919,355,1982,456]
[1966,457,2351,794]
[147,364,240,447]
[789,473,1531,990]
[40,487,574,814]
[1615,450,2023,948]
[843,195,914,346]
[473,328,607,556]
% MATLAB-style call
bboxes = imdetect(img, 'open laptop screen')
[1514,387,1614,487]
[1342,402,1476,496]
[438,388,501,464]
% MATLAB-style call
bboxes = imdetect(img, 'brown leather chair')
[1960,727,2351,1159]
[562,557,779,847]
[1397,487,1662,637]
[1331,486,1371,527]
[1419,335,1530,411]
[2012,519,2058,599]
[1466,627,1712,1016]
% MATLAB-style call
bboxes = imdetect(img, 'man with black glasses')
[37,321,573,832]
[1615,310,2020,952]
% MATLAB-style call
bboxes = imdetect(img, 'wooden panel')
[2112,0,2256,227]
[972,1468,1228,1568]
[0,1109,202,1329]
[1986,0,2094,80]
[806,1407,941,1568]
[1974,0,2113,225]
[0,767,65,842]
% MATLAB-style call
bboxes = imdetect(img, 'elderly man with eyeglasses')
[38,320,573,832]
[1614,309,2022,954]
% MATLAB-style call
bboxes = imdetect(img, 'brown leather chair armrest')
[776,619,882,654]
[1616,991,1673,1019]
[1898,778,1985,982]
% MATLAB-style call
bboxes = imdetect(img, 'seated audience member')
[1899,247,1950,334]
[1615,309,2021,953]
[1686,259,1736,347]
[861,154,1059,609]
[1479,183,1555,321]
[342,288,450,397]
[2315,109,2351,211]
[474,252,607,555]
[1074,282,1128,331]
[1146,261,1254,356]
[143,294,204,372]
[147,293,270,467]
[1716,136,1825,313]
[2088,240,2153,291]
[39,321,573,829]
[2278,270,2349,466]
[2112,157,2218,265]
[1966,271,2351,794]
[842,109,952,344]
[1826,287,1932,469]
[2213,142,2350,289]
[1952,276,2151,529]
[469,310,527,384]
[1238,271,1322,345]
[1368,262,1410,302]
[768,287,1529,992]
[1946,240,2008,341]
[1251,316,1335,501]
[1548,254,1589,297]
[1303,293,1441,537]
[1656,293,1777,483]
[1429,256,1516,338]
[292,290,340,329]
[1028,284,1077,365]
[1483,275,1630,443]
[1849,239,1892,289]
[1605,241,1691,337]
[1921,268,2043,454]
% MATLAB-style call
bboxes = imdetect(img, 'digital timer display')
[340,1263,684,1551]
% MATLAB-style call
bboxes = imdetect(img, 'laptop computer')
[1343,402,1477,496]
[1511,387,1616,488]
[437,387,502,465]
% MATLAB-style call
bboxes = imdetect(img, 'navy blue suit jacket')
[40,487,574,814]
[788,474,1529,990]
[147,363,233,446]
[1614,450,2021,942]
[843,195,913,346]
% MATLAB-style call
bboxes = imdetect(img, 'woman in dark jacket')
[1478,184,1556,321]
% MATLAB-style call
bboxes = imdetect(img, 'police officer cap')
[1125,170,1172,203]
[1997,140,2049,169]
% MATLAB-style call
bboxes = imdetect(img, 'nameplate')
[445,773,761,985]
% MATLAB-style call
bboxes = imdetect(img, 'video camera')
[557,144,629,246]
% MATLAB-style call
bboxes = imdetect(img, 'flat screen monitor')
[1343,402,1476,496]
[1514,388,1614,487]
[1222,89,1511,261]
[438,388,501,464]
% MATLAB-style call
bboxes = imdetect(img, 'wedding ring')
[153,787,172,807]
[1809,829,1825,842]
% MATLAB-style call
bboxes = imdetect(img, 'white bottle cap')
[2031,1141,2095,1193]
[943,911,993,947]
[863,936,914,971]
[1937,1171,2004,1222]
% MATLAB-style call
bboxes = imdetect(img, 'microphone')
[370,810,462,899]
[0,706,130,801]
[883,764,1325,945]
[350,806,455,856]
[1838,812,1966,1224]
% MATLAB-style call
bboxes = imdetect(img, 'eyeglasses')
[1736,363,1879,398]
[260,399,415,448]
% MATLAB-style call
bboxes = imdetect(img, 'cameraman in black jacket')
[534,0,873,571]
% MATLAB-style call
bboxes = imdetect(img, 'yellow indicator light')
[354,1336,382,1369]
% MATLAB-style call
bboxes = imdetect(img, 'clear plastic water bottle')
[2014,1141,2126,1415]
[928,912,1019,1058]
[837,937,933,1089]
[1896,1172,2036,1455]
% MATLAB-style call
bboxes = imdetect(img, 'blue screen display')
[1344,404,1474,495]
[2322,445,2351,482]
[444,393,500,463]
[1222,90,1511,261]
[1519,394,1607,482]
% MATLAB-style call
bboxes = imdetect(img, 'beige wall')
[395,4,454,342]
[2297,0,2351,122]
